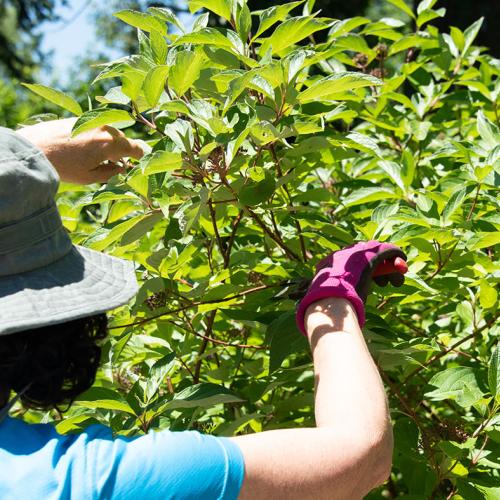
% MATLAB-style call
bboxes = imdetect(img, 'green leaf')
[379,160,406,192]
[260,16,329,55]
[442,187,467,223]
[298,72,381,103]
[169,50,205,97]
[75,387,136,415]
[477,110,500,150]
[71,109,135,137]
[192,12,210,31]
[417,0,438,15]
[141,151,183,175]
[463,17,484,55]
[426,367,483,406]
[343,187,398,207]
[469,232,500,250]
[188,0,232,21]
[121,212,163,246]
[329,17,370,39]
[386,0,416,19]
[268,311,308,373]
[122,69,148,101]
[416,8,445,28]
[238,171,276,206]
[22,83,82,115]
[236,3,252,42]
[114,10,166,34]
[167,383,244,409]
[347,131,382,157]
[488,343,500,400]
[479,280,498,310]
[456,302,474,327]
[96,86,131,106]
[143,65,169,107]
[150,31,168,64]
[148,6,185,32]
[85,214,149,251]
[252,1,305,40]
[174,28,234,51]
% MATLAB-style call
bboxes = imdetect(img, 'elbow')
[368,422,394,488]
[350,423,393,498]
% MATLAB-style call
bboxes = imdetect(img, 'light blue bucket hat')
[0,127,138,336]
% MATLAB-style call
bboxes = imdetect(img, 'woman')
[0,119,407,499]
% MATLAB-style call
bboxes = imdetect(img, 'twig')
[221,176,301,260]
[403,316,496,384]
[471,435,489,465]
[466,184,481,222]
[224,210,243,267]
[192,329,265,350]
[208,198,226,264]
[193,311,216,383]
[177,356,195,379]
[247,207,301,261]
[403,333,475,384]
[109,283,280,330]
[269,144,308,262]
[131,102,166,136]
[428,240,459,281]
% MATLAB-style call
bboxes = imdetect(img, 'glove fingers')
[374,275,389,287]
[388,272,405,287]
[356,248,407,301]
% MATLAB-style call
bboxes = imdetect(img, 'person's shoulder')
[0,126,42,160]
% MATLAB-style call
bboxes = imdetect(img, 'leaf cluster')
[22,1,499,497]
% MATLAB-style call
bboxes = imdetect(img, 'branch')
[221,176,301,261]
[131,102,166,136]
[193,311,216,383]
[269,144,308,262]
[403,316,496,384]
[208,198,226,264]
[109,283,280,330]
[224,210,243,268]
[247,206,301,261]
[428,240,459,281]
[466,183,481,222]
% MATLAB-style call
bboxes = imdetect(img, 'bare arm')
[16,118,144,184]
[231,298,393,499]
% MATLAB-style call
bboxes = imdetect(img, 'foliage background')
[6,0,500,498]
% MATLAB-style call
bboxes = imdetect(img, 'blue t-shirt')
[0,416,244,499]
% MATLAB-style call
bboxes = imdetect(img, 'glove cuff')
[295,279,365,336]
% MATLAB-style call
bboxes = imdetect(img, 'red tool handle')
[373,256,408,277]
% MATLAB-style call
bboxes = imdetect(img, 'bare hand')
[17,118,144,184]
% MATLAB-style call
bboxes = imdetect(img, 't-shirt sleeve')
[80,425,245,500]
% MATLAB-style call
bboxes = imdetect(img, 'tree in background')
[0,0,66,79]
[91,1,185,56]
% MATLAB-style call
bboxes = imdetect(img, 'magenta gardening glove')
[296,240,408,335]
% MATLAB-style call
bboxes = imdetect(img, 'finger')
[125,138,145,160]
[104,136,145,162]
[91,162,126,183]
[373,275,389,287]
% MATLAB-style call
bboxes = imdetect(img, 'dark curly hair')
[0,314,108,411]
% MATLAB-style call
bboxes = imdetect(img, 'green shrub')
[24,1,499,497]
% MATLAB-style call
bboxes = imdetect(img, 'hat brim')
[0,246,138,336]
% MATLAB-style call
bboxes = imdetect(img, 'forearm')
[233,298,393,499]
[305,298,391,440]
